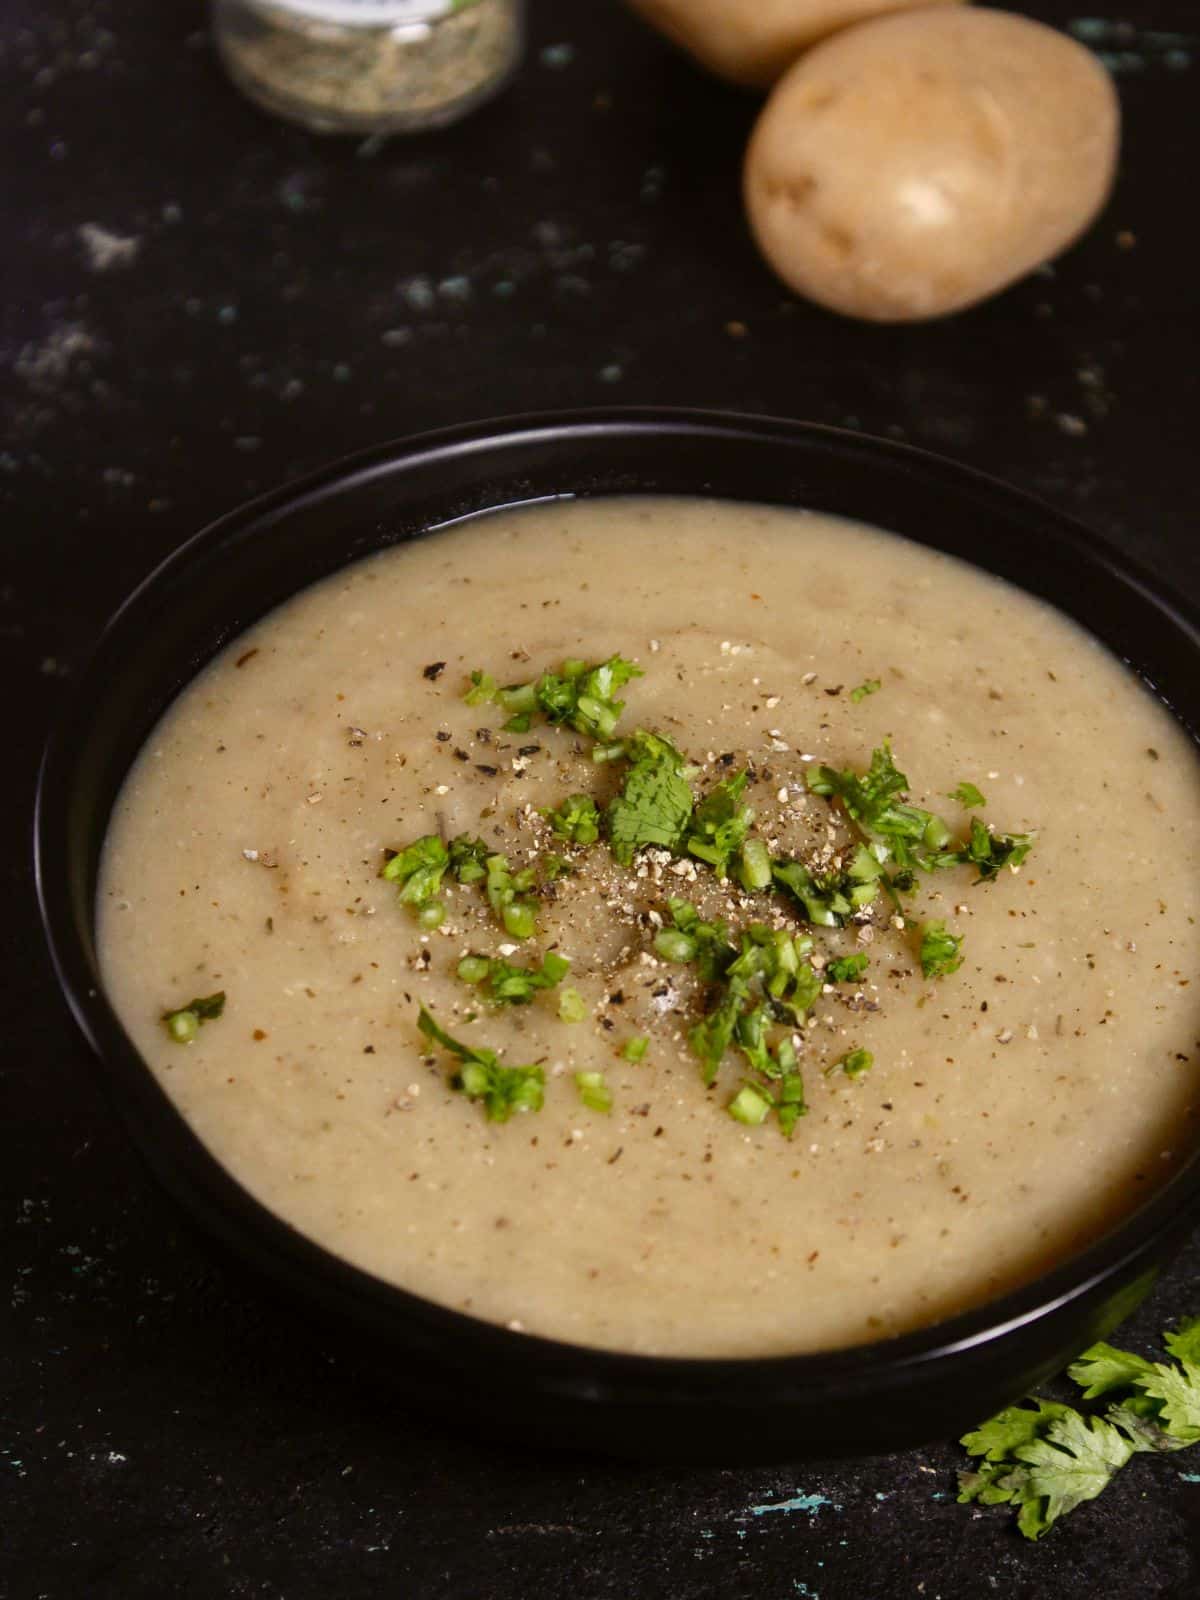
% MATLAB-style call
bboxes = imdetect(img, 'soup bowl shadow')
[34,408,1200,1462]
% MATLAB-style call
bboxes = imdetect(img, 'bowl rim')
[33,404,1200,1398]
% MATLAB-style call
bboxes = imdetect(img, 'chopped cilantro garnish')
[849,678,881,703]
[826,952,869,983]
[733,1003,775,1077]
[654,899,736,979]
[162,991,225,1043]
[447,834,490,885]
[830,1046,873,1079]
[484,853,538,940]
[381,834,448,916]
[621,1035,649,1063]
[774,1063,808,1138]
[456,949,570,1005]
[737,837,772,892]
[728,1083,773,1126]
[959,1315,1200,1539]
[960,817,1033,881]
[466,654,643,742]
[728,1058,807,1135]
[807,744,960,875]
[683,921,820,1101]
[772,858,861,926]
[605,730,695,865]
[417,1007,544,1122]
[463,669,498,705]
[575,1070,613,1113]
[558,986,587,1024]
[546,793,601,846]
[919,920,964,979]
[690,984,745,1085]
[686,771,754,879]
[949,781,987,808]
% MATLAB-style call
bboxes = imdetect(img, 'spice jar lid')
[274,0,477,24]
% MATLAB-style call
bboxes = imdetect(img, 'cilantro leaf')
[456,949,570,1006]
[960,817,1033,881]
[1015,1410,1138,1536]
[961,1316,1200,1539]
[830,1046,873,1079]
[686,771,754,879]
[447,834,490,885]
[605,731,695,865]
[162,991,226,1043]
[689,983,745,1085]
[1165,1317,1200,1366]
[1135,1360,1200,1443]
[467,654,643,742]
[808,744,964,875]
[546,793,601,846]
[417,1007,543,1122]
[621,1035,649,1063]
[919,920,964,980]
[1067,1343,1158,1400]
[382,834,449,909]
[849,678,881,703]
[826,952,868,983]
[949,781,987,808]
[961,1399,1077,1465]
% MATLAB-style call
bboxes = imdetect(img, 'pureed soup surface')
[98,497,1200,1357]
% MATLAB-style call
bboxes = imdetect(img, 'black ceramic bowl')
[35,409,1200,1463]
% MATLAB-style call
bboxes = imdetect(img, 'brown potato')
[743,8,1120,321]
[625,0,968,89]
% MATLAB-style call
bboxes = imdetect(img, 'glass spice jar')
[212,0,525,135]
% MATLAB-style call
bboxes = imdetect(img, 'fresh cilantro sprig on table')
[959,1317,1200,1539]
[162,991,226,1043]
[417,1007,544,1121]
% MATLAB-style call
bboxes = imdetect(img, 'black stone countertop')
[4,2,1199,1594]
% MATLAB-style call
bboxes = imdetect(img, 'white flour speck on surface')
[13,324,96,391]
[78,223,140,272]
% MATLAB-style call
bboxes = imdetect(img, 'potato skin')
[743,8,1120,322]
[626,0,967,89]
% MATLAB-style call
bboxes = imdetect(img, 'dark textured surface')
[3,2,1199,1595]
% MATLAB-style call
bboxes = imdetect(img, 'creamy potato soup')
[97,497,1200,1357]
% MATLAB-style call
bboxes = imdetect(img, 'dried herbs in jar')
[212,0,525,134]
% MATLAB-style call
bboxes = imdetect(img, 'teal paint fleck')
[746,1492,835,1518]
[793,1585,819,1598]
[1180,1471,1200,1483]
